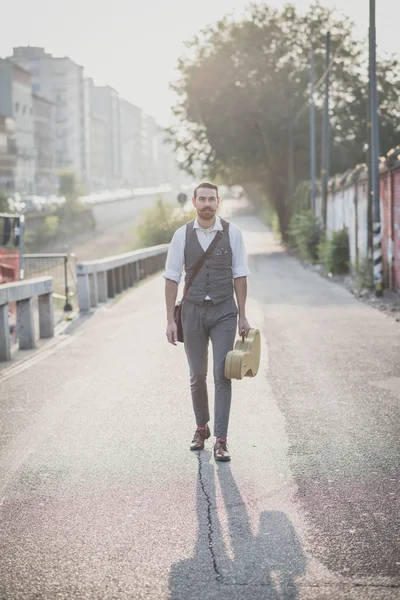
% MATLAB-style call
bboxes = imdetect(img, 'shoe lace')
[215,440,228,451]
[192,429,204,442]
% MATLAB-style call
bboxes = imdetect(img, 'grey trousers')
[181,297,238,438]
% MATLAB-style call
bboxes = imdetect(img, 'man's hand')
[166,321,178,346]
[238,316,251,338]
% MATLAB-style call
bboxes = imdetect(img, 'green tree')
[169,2,400,238]
[58,170,84,204]
[0,189,9,212]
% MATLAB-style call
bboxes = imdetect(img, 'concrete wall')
[317,160,400,291]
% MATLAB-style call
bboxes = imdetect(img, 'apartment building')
[33,93,54,195]
[120,99,145,188]
[84,78,108,191]
[0,58,35,194]
[11,47,86,184]
[0,116,17,192]
[89,82,122,189]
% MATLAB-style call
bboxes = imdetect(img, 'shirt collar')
[193,215,222,231]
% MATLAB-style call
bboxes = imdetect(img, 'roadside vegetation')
[168,1,400,292]
[23,171,96,252]
[132,197,196,249]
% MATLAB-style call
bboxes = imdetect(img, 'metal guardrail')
[76,244,169,311]
[23,253,75,312]
[0,276,54,362]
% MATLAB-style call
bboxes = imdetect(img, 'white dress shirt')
[163,216,250,292]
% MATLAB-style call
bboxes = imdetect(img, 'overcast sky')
[1,0,398,125]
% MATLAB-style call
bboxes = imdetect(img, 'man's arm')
[234,276,250,337]
[165,279,178,346]
[231,225,251,336]
[163,228,185,346]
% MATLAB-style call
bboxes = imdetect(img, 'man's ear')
[192,197,196,207]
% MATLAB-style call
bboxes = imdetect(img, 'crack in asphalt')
[196,451,224,584]
[196,451,286,589]
[196,452,400,591]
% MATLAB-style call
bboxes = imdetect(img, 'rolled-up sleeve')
[230,225,250,279]
[163,228,185,284]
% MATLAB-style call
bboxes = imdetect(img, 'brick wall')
[393,170,400,290]
[380,173,390,288]
[317,158,400,292]
[0,248,19,283]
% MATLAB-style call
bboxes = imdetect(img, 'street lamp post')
[321,32,331,228]
[369,0,383,296]
[310,35,317,215]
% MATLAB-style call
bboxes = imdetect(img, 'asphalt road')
[0,208,399,599]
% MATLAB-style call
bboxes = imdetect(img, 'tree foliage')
[169,2,400,237]
[58,170,84,203]
[0,189,9,212]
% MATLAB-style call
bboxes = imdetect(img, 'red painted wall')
[392,170,400,290]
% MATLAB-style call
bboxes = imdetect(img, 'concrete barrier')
[76,245,169,312]
[0,276,54,362]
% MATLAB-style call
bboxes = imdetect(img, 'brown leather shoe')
[190,425,211,451]
[214,440,231,462]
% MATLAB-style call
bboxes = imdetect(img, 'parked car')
[15,195,42,213]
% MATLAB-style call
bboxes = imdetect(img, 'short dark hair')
[193,181,219,199]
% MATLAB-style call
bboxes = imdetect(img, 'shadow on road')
[169,452,306,600]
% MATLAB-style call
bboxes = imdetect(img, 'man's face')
[192,187,220,219]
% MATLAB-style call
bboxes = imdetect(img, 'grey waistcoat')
[184,218,234,305]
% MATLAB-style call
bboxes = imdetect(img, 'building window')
[15,102,19,113]
[22,106,26,115]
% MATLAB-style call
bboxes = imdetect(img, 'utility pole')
[369,0,383,296]
[309,34,317,215]
[18,214,25,280]
[366,65,373,262]
[321,31,331,228]
[288,101,295,213]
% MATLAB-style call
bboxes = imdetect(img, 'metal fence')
[22,253,76,312]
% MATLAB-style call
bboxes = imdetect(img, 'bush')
[133,198,196,249]
[56,202,96,237]
[36,215,60,246]
[259,206,282,240]
[293,181,312,214]
[288,211,321,261]
[24,203,96,252]
[355,258,373,290]
[318,228,350,275]
[58,170,86,201]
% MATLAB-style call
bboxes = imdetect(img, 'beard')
[197,207,216,220]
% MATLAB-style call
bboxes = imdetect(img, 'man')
[164,182,250,461]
